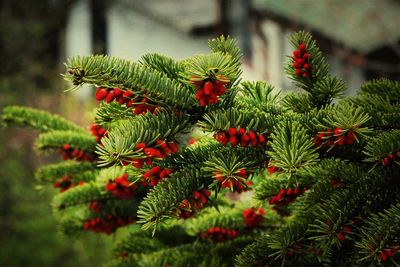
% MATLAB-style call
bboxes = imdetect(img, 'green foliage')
[364,129,400,164]
[286,31,330,90]
[137,169,212,232]
[355,203,400,265]
[35,130,96,152]
[97,111,190,166]
[184,206,244,235]
[199,106,276,133]
[140,53,185,81]
[239,81,282,115]
[268,119,318,173]
[1,106,85,133]
[95,102,136,125]
[359,79,400,103]
[207,35,243,84]
[65,55,196,109]
[235,235,272,267]
[183,53,239,84]
[35,161,96,184]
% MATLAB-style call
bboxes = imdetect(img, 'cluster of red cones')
[143,166,174,187]
[95,87,159,115]
[53,175,85,192]
[89,124,107,143]
[123,140,179,169]
[313,128,356,147]
[268,186,307,207]
[242,208,265,228]
[83,215,134,235]
[105,173,138,199]
[213,169,251,192]
[178,189,211,219]
[214,127,267,147]
[379,245,399,262]
[292,43,312,78]
[382,151,400,167]
[56,144,95,161]
[200,227,238,243]
[191,77,228,107]
[336,226,352,242]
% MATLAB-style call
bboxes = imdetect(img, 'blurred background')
[1,0,399,266]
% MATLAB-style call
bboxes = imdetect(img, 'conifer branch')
[308,169,398,255]
[268,119,318,173]
[355,203,400,265]
[208,35,242,84]
[317,102,372,131]
[235,235,272,267]
[137,169,212,232]
[1,105,85,133]
[198,107,276,133]
[183,53,241,85]
[184,206,244,235]
[97,111,190,166]
[35,161,97,184]
[157,140,222,170]
[286,31,330,91]
[359,79,400,104]
[65,55,196,109]
[35,130,96,152]
[238,81,282,115]
[140,53,186,81]
[281,93,314,113]
[113,231,166,255]
[95,102,136,125]
[52,182,105,209]
[364,129,400,164]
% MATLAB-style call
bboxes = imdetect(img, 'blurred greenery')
[0,0,111,266]
[0,141,112,267]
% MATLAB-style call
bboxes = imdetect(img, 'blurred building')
[65,0,400,97]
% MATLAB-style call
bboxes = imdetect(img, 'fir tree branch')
[35,130,96,152]
[238,81,283,115]
[235,235,272,267]
[1,105,85,133]
[183,53,241,85]
[208,35,242,84]
[198,107,276,133]
[64,55,196,109]
[281,92,314,113]
[95,102,136,125]
[113,231,166,255]
[364,129,400,164]
[184,206,244,235]
[97,111,190,166]
[285,31,330,92]
[254,172,314,203]
[35,161,97,184]
[157,139,222,170]
[140,53,185,81]
[355,203,400,265]
[359,79,400,104]
[137,169,212,232]
[52,182,105,210]
[268,118,318,173]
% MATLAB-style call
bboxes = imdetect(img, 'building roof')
[116,0,218,33]
[253,0,400,53]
